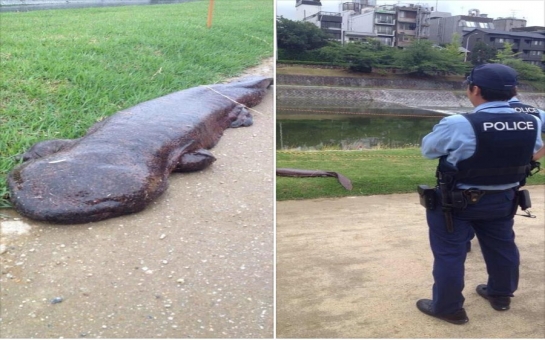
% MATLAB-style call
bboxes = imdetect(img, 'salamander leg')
[18,139,78,162]
[229,105,253,128]
[173,149,216,172]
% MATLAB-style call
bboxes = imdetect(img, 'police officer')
[416,63,543,325]
[466,95,545,252]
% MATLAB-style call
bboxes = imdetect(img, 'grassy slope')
[0,0,273,207]
[276,149,545,201]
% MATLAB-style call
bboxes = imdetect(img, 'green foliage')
[493,42,521,63]
[502,59,545,81]
[448,32,462,50]
[342,42,378,73]
[488,42,545,81]
[470,41,497,65]
[276,16,331,52]
[279,37,401,73]
[395,39,465,75]
[316,42,345,63]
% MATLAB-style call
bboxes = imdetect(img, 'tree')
[448,32,462,51]
[493,42,521,63]
[341,42,377,73]
[470,41,497,65]
[276,16,331,53]
[502,58,545,81]
[316,41,345,63]
[394,39,464,76]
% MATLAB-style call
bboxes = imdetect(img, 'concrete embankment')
[277,74,545,110]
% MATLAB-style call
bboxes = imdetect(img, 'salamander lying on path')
[8,76,273,224]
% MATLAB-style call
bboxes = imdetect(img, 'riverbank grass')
[0,0,273,207]
[276,149,545,200]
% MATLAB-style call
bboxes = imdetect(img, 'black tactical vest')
[509,101,541,121]
[438,111,538,186]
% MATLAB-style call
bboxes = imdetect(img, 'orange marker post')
[207,0,214,28]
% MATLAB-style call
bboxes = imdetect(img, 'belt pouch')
[451,191,467,209]
[417,185,436,209]
[518,190,532,210]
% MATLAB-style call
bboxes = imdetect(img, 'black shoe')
[416,299,469,325]
[476,284,510,311]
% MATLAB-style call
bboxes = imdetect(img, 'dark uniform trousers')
[426,188,520,315]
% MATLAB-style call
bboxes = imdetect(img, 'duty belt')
[461,188,515,204]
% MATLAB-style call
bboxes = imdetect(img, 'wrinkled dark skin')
[8,76,273,224]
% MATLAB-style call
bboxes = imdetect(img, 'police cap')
[465,63,518,91]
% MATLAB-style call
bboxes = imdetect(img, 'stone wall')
[276,74,538,92]
[277,85,545,110]
[277,74,544,110]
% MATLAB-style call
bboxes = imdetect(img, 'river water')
[276,99,470,150]
[0,0,196,12]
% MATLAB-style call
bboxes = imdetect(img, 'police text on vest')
[513,107,538,113]
[483,121,535,131]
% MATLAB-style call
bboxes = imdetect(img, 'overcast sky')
[276,0,545,27]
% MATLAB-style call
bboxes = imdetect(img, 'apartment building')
[429,9,494,45]
[493,17,527,31]
[463,29,545,68]
[342,4,394,45]
[512,26,545,36]
[394,4,431,47]
[295,0,322,21]
[296,1,430,48]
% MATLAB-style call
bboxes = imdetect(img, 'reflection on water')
[276,106,456,150]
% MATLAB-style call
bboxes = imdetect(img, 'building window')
[478,22,489,28]
[322,22,341,29]
[466,21,476,27]
[530,51,542,56]
[533,40,544,45]
[399,23,416,30]
[398,11,416,19]
[498,38,504,43]
[376,37,392,45]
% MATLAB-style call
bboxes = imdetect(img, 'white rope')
[202,85,265,116]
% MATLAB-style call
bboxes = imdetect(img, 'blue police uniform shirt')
[509,97,545,132]
[422,101,543,190]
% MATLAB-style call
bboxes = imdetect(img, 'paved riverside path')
[276,185,545,338]
[0,59,274,339]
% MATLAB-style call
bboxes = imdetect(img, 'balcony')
[397,29,416,36]
[322,24,342,30]
[374,29,395,36]
[397,17,416,23]
[375,19,396,25]
[318,11,341,17]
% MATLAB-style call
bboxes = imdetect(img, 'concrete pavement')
[276,185,545,338]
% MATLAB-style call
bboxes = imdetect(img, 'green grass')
[276,149,545,200]
[0,0,273,207]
